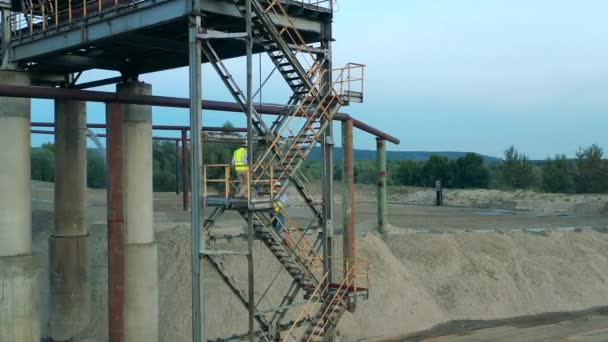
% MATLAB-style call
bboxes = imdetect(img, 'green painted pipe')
[377,138,388,236]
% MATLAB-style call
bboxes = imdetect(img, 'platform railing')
[203,163,279,203]
[283,258,370,341]
[8,0,152,38]
[333,63,365,99]
[249,64,365,210]
[280,0,332,11]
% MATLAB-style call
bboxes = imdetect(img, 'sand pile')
[31,204,608,341]
[386,230,608,321]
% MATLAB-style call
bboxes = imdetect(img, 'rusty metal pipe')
[106,102,125,342]
[31,121,248,133]
[1,85,399,143]
[31,130,182,142]
[342,119,355,296]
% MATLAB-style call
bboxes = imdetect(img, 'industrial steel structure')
[0,0,398,340]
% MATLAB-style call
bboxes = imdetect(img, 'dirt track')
[398,307,608,342]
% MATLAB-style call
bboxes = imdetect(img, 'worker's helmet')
[273,181,282,188]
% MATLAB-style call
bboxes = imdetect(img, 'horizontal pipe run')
[31,131,245,145]
[31,122,248,133]
[1,85,399,144]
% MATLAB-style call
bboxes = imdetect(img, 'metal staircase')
[200,0,367,340]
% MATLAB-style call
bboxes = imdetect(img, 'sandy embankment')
[29,181,608,341]
[48,223,607,341]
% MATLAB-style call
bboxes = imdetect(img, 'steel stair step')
[305,329,324,337]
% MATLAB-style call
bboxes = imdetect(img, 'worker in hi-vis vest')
[272,181,287,233]
[231,142,248,197]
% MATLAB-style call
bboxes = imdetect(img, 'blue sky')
[32,0,608,159]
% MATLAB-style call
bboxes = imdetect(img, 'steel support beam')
[245,0,255,340]
[188,6,204,341]
[377,138,388,236]
[1,8,10,67]
[181,128,190,211]
[73,76,124,90]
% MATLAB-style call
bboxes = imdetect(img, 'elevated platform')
[204,194,274,210]
[302,283,370,303]
[5,0,331,76]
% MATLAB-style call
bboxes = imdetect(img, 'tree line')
[30,141,608,194]
[30,139,236,192]
[301,144,608,194]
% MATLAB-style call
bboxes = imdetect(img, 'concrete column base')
[49,235,90,341]
[125,242,158,342]
[0,254,41,342]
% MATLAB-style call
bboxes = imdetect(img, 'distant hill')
[308,147,501,163]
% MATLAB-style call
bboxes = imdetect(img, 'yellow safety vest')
[233,147,247,172]
[274,200,283,213]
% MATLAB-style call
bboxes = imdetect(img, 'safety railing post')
[41,3,45,31]
[246,168,251,202]
[202,166,207,203]
[224,166,230,200]
[54,0,58,26]
[28,5,32,33]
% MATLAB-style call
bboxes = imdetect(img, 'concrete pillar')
[117,82,158,341]
[50,100,90,341]
[0,70,41,341]
[376,138,388,236]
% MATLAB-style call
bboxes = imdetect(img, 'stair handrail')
[283,271,330,341]
[303,258,369,342]
[203,163,277,203]
[261,0,325,76]
[252,68,331,175]
[276,207,324,271]
[332,63,366,99]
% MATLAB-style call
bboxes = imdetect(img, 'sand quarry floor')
[30,181,608,341]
